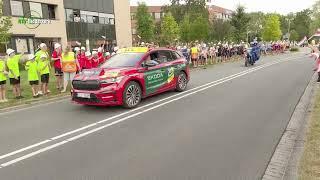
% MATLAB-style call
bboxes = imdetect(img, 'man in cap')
[6,48,24,99]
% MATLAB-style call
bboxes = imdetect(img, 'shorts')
[9,77,20,85]
[41,74,50,84]
[64,72,76,82]
[0,80,6,85]
[29,80,39,86]
[55,68,63,76]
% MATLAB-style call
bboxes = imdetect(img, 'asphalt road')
[0,52,315,180]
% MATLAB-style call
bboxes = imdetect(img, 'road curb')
[262,73,318,180]
[0,94,70,114]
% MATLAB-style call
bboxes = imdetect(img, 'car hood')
[74,67,135,81]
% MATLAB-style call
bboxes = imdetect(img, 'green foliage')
[0,0,12,45]
[189,15,209,41]
[262,14,282,41]
[292,9,311,39]
[164,0,208,24]
[160,12,180,45]
[179,15,192,43]
[310,0,320,35]
[210,18,233,41]
[290,30,299,41]
[136,3,155,42]
[230,6,250,42]
[290,47,299,52]
[246,12,265,41]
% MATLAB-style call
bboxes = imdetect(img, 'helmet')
[74,47,80,52]
[54,43,61,49]
[6,48,15,56]
[39,43,47,49]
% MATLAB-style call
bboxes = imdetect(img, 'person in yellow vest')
[35,43,50,95]
[191,44,199,68]
[61,46,80,93]
[6,48,24,99]
[38,53,51,95]
[0,57,8,102]
[25,54,40,98]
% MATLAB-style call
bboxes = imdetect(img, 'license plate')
[77,93,91,99]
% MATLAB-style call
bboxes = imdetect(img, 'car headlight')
[101,76,124,84]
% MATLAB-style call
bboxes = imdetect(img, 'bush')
[290,47,299,52]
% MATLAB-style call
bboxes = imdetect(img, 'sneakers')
[38,91,43,96]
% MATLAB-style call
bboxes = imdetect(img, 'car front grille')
[72,93,100,103]
[72,80,100,91]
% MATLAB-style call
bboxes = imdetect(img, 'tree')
[310,0,320,35]
[210,18,233,41]
[292,9,311,39]
[0,0,12,50]
[179,15,192,43]
[160,12,180,45]
[290,30,299,41]
[189,16,209,41]
[230,5,250,42]
[135,3,155,42]
[262,14,282,41]
[164,0,208,24]
[247,12,265,40]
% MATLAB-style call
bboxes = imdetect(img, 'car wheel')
[123,81,142,108]
[176,72,188,92]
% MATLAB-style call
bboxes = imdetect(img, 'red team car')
[71,47,190,108]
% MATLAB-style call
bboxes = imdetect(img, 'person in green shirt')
[6,48,24,99]
[38,53,50,95]
[0,58,8,103]
[25,54,40,98]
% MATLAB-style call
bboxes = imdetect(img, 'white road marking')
[0,57,300,168]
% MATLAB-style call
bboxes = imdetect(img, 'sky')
[130,0,316,15]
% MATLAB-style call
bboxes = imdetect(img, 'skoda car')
[71,47,190,108]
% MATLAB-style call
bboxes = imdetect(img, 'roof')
[130,6,164,13]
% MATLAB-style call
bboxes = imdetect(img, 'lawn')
[0,69,70,109]
[299,87,320,180]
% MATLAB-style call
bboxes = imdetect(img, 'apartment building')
[1,0,132,53]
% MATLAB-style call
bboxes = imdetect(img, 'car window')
[100,53,144,68]
[158,51,173,63]
[171,51,182,60]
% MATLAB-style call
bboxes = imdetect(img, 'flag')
[297,36,307,46]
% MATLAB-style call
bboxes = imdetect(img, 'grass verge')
[299,87,320,180]
[0,70,70,109]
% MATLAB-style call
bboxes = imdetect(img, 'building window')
[65,9,73,21]
[29,2,43,18]
[155,12,161,19]
[73,9,80,22]
[131,13,135,20]
[99,17,105,24]
[10,0,23,16]
[109,18,114,25]
[48,5,56,19]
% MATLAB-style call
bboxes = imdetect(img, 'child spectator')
[6,48,24,99]
[91,51,99,68]
[0,57,8,102]
[38,54,50,95]
[25,54,40,98]
[52,43,63,90]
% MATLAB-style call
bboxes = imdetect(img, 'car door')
[164,50,188,89]
[142,51,170,96]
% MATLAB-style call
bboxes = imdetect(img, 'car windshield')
[100,53,144,68]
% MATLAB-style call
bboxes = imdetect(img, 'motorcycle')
[245,46,261,67]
